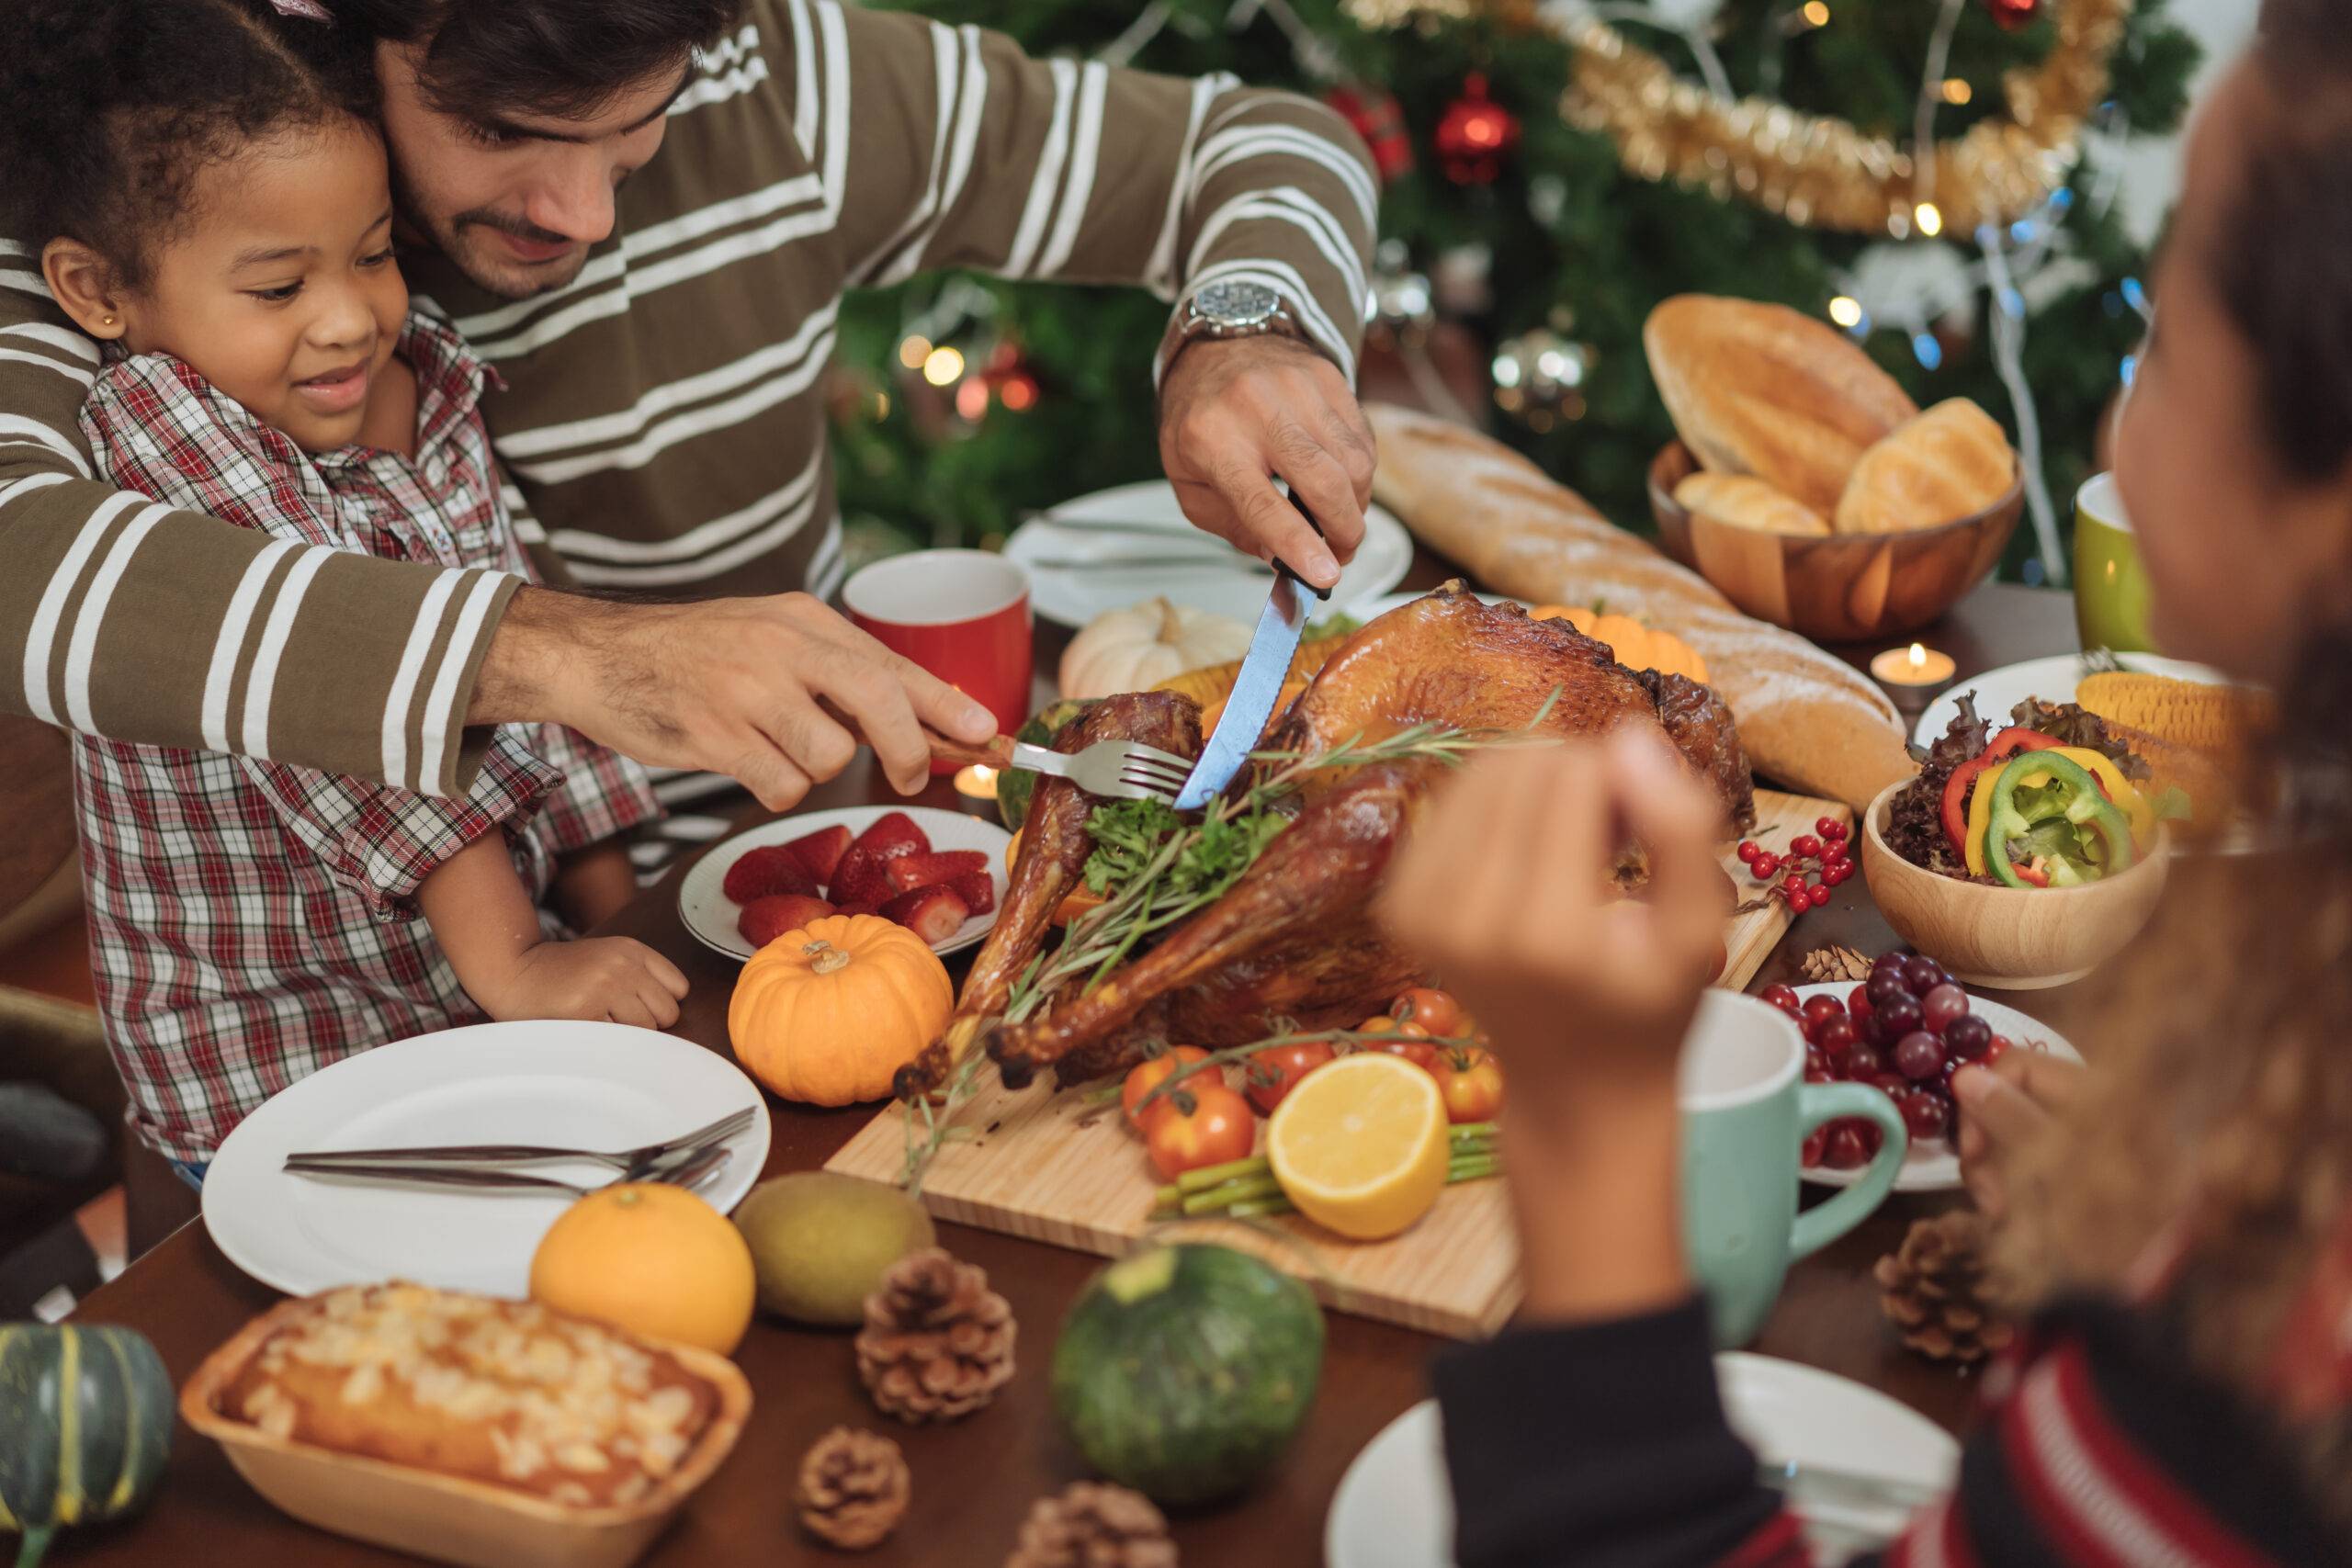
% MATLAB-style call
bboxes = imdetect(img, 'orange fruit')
[528,1182,756,1354]
[1005,830,1107,925]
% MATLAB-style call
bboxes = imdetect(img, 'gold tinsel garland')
[1343,0,2131,237]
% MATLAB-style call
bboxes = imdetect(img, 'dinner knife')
[1170,498,1332,811]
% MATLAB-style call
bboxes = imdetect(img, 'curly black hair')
[0,0,371,291]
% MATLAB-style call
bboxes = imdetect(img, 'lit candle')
[1870,641,1957,692]
[953,763,999,801]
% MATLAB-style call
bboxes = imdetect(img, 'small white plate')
[677,805,1011,963]
[1325,1358,1958,1568]
[1006,480,1412,628]
[1911,652,2229,748]
[203,1021,769,1299]
[1791,982,2081,1192]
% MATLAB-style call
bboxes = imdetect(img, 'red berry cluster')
[1736,816,1851,913]
[1761,955,2017,1171]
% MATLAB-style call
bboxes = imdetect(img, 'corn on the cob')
[2076,671,2271,754]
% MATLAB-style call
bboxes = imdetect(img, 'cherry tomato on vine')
[1391,987,1466,1038]
[1243,1041,1336,1116]
[1121,1045,1208,1127]
[1357,1015,1438,1070]
[1427,1047,1505,1123]
[1145,1083,1256,1179]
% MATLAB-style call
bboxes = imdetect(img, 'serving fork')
[930,733,1192,805]
[282,1104,754,1175]
[282,1139,735,1198]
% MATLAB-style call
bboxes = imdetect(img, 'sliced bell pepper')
[2047,746,2154,849]
[1939,728,2064,853]
[1982,750,2135,889]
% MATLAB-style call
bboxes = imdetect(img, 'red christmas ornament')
[1984,0,2038,29]
[1325,83,1414,184]
[1434,73,1519,186]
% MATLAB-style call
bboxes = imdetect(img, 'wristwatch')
[1173,278,1301,350]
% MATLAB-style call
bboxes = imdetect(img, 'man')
[0,0,1377,815]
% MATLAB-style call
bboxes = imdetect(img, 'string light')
[1912,332,1943,370]
[955,377,990,421]
[898,335,933,370]
[1940,79,1972,105]
[1827,296,1863,329]
[1801,1,1829,25]
[1914,201,1944,238]
[922,345,965,387]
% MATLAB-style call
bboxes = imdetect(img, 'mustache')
[453,209,573,247]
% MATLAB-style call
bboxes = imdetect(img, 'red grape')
[1804,1066,1834,1085]
[1894,1031,1946,1080]
[1944,1014,1993,1059]
[1920,983,1970,1033]
[1801,1127,1829,1168]
[1816,1016,1860,1059]
[1823,1124,1870,1169]
[1803,994,1844,1024]
[1870,950,1909,979]
[1983,1034,2012,1066]
[1791,834,1822,859]
[1899,1091,1950,1140]
[1842,1043,1887,1080]
[1848,985,1874,1021]
[1903,956,1947,995]
[1760,983,1801,1016]
[1860,1122,1885,1156]
[1875,993,1923,1040]
[1869,1073,1911,1098]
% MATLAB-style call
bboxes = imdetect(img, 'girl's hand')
[471,936,689,1029]
[1375,733,1728,1103]
[1953,1051,2086,1219]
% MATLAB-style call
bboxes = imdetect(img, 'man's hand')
[476,590,998,809]
[1159,335,1375,592]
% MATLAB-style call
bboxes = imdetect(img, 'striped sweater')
[0,0,1375,795]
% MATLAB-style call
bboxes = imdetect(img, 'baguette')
[1645,296,1918,515]
[1367,403,1917,811]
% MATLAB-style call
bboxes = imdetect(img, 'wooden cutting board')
[826,786,1847,1339]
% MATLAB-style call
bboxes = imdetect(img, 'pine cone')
[1875,1211,2017,1365]
[1003,1483,1178,1568]
[1799,944,1872,984]
[795,1427,910,1551]
[855,1247,1016,1424]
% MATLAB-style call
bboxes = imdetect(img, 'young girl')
[1378,3,2352,1560]
[0,0,686,1175]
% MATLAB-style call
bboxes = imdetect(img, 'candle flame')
[971,765,996,785]
[1907,642,1927,671]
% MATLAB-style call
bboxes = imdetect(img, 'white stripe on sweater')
[1036,62,1109,278]
[871,24,990,286]
[2016,1359,2201,1568]
[62,502,170,735]
[1187,187,1367,310]
[0,349,92,386]
[786,0,819,161]
[19,491,141,725]
[1191,123,1379,232]
[671,56,772,118]
[550,449,820,564]
[416,573,512,795]
[0,414,91,479]
[0,472,71,510]
[1148,73,1237,299]
[1003,58,1079,280]
[378,568,465,793]
[561,481,820,587]
[239,546,332,761]
[2,324,99,366]
[202,539,304,755]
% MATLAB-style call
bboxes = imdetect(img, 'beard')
[390,163,590,301]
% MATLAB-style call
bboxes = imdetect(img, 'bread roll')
[1366,403,1917,812]
[1834,399,2015,534]
[1645,296,1918,515]
[1672,473,1831,537]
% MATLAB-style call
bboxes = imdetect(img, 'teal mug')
[1680,990,1908,1347]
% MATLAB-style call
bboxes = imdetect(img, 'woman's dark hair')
[319,0,745,122]
[2220,0,2352,486]
[0,0,369,290]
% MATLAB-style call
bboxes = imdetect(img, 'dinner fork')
[930,733,1192,805]
[282,1139,734,1197]
[282,1104,754,1174]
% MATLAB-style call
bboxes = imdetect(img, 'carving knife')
[1170,500,1331,810]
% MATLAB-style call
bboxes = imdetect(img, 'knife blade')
[1171,499,1331,810]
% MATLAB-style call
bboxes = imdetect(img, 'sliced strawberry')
[737,893,835,949]
[828,843,897,908]
[853,810,931,863]
[879,883,970,945]
[885,848,989,893]
[782,823,853,883]
[833,901,880,919]
[722,845,817,903]
[946,869,996,916]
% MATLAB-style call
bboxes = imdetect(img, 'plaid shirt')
[74,313,662,1162]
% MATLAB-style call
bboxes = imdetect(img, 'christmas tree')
[831,0,2199,584]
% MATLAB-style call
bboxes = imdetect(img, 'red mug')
[842,549,1033,773]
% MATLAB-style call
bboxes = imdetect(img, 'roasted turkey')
[893,588,1751,1100]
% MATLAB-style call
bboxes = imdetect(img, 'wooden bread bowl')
[1858,780,2170,990]
[1648,441,2022,643]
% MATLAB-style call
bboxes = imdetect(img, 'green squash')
[1050,1243,1324,1505]
[996,697,1097,833]
[0,1324,173,1567]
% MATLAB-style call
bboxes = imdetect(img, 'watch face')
[1193,278,1281,329]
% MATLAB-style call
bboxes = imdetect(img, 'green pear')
[730,1172,936,1325]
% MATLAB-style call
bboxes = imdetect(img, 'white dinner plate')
[1350,588,1532,623]
[1325,1358,1959,1568]
[1910,652,2229,748]
[677,805,1011,963]
[203,1021,770,1298]
[1792,982,2080,1192]
[1006,479,1411,628]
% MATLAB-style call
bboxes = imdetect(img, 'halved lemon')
[1264,1053,1450,1240]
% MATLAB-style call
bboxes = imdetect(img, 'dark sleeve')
[1432,1297,1791,1568]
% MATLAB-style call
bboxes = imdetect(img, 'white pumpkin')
[1058,597,1254,700]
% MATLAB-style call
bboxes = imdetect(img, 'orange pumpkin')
[528,1182,756,1353]
[1530,604,1709,684]
[728,914,953,1106]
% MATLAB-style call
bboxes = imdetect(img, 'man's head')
[299,0,743,299]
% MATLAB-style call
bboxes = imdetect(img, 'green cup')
[1680,991,1908,1348]
[2074,472,2155,654]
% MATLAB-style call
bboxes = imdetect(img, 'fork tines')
[1117,744,1192,802]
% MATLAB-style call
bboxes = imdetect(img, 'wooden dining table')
[57,561,2088,1568]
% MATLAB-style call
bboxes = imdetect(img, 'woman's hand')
[1953,1052,2086,1219]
